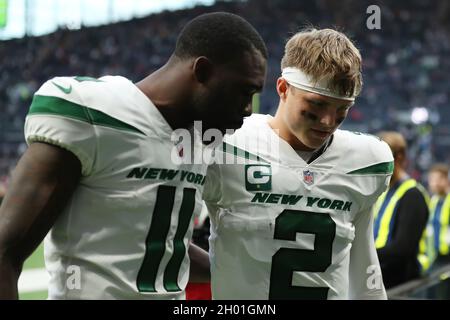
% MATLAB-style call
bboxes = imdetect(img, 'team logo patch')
[303,170,315,185]
[245,164,272,191]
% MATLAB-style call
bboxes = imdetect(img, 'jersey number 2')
[136,185,196,293]
[269,209,336,299]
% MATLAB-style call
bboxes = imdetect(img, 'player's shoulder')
[36,75,131,105]
[222,113,271,150]
[215,114,271,164]
[225,113,270,143]
[334,129,390,154]
[30,75,146,124]
[237,113,268,133]
[332,129,394,175]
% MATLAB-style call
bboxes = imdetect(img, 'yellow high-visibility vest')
[373,178,429,249]
[418,193,450,271]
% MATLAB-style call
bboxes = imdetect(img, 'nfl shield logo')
[303,170,314,185]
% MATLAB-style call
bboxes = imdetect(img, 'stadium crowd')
[1,0,449,195]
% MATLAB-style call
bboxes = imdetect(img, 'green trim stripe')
[74,76,104,82]
[28,95,145,135]
[348,161,394,175]
[163,188,196,292]
[222,142,268,163]
[137,186,176,292]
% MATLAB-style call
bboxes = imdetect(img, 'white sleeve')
[349,206,387,300]
[202,163,223,227]
[202,163,222,204]
[24,78,97,176]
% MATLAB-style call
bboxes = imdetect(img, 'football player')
[203,28,393,299]
[0,12,267,299]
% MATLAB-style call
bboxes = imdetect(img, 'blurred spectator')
[373,131,429,288]
[419,164,450,272]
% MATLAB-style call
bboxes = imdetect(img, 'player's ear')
[276,77,289,101]
[193,56,214,84]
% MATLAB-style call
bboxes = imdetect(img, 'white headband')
[282,67,356,102]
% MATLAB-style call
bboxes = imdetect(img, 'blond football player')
[204,28,393,300]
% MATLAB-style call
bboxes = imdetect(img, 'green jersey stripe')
[222,142,269,163]
[74,76,104,82]
[347,161,394,175]
[28,95,145,135]
[137,186,176,292]
[163,188,196,292]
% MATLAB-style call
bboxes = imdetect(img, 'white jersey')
[204,114,393,300]
[25,76,208,299]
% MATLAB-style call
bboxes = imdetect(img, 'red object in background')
[349,108,363,121]
[185,282,212,300]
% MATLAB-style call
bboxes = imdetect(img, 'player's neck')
[268,112,317,152]
[136,61,194,130]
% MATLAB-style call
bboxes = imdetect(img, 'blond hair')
[281,28,362,99]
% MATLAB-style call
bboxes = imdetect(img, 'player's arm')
[186,162,223,284]
[188,243,210,283]
[0,142,81,299]
[349,206,387,300]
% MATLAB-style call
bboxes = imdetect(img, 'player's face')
[194,49,266,134]
[279,79,353,150]
[428,171,449,195]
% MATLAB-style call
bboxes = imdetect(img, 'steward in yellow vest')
[418,164,450,272]
[373,132,429,288]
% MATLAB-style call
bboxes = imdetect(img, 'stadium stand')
[1,0,449,189]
